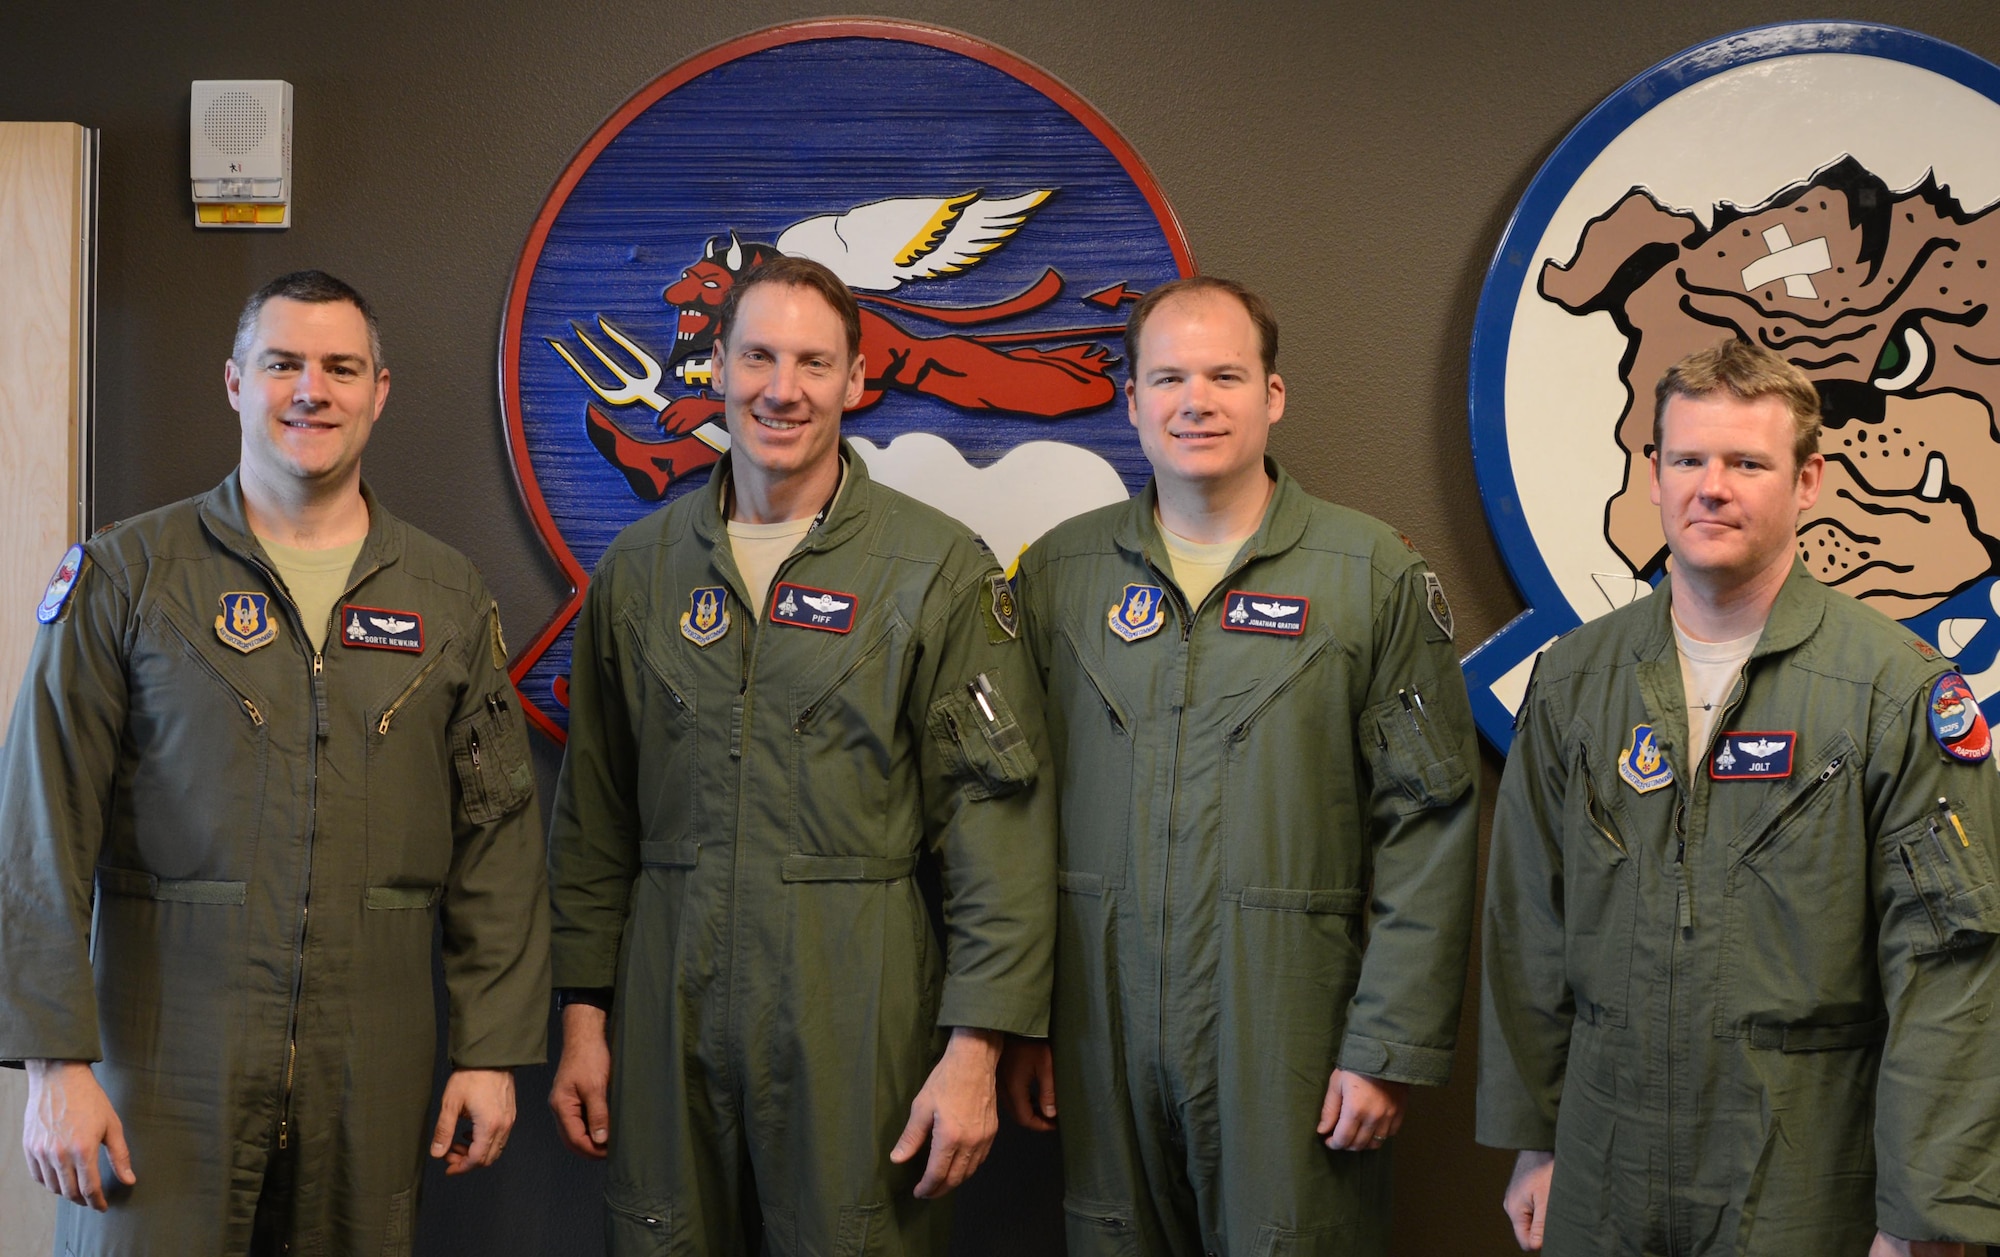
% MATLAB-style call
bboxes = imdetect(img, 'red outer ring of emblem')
[498,18,1197,741]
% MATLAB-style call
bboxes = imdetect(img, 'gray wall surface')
[4,3,1994,1254]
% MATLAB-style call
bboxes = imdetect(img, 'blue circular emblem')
[1465,22,2000,750]
[501,20,1192,738]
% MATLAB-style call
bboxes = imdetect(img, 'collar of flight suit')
[1629,557,1829,666]
[1109,457,1309,581]
[1630,557,1829,769]
[690,440,874,552]
[196,467,405,580]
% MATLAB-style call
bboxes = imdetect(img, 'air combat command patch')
[1109,583,1165,643]
[681,586,730,647]
[1619,724,1674,794]
[216,592,279,653]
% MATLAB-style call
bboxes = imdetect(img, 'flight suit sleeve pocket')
[1886,811,2000,955]
[1361,689,1472,812]
[451,697,535,825]
[927,675,1038,800]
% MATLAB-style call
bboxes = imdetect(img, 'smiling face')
[226,296,388,494]
[1650,391,1823,594]
[1126,291,1285,499]
[710,280,865,500]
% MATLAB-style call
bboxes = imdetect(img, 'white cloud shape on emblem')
[848,433,1129,570]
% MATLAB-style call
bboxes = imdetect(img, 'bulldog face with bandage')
[1545,156,2000,617]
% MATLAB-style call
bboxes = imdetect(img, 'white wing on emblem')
[776,190,1053,292]
[1251,601,1300,618]
[1739,737,1786,758]
[370,615,416,634]
[800,594,850,614]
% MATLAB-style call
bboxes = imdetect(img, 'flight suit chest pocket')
[1561,732,1638,1029]
[788,605,908,848]
[927,674,1037,799]
[1052,625,1135,889]
[1886,796,2000,956]
[628,611,701,842]
[366,630,464,888]
[1360,673,1471,812]
[1712,732,1873,1031]
[450,695,534,823]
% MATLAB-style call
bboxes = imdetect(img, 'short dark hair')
[1654,338,1822,472]
[232,270,385,371]
[1123,276,1279,378]
[715,255,862,360]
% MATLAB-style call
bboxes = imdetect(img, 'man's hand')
[22,1060,134,1211]
[1869,1234,1966,1257]
[1503,1150,1554,1251]
[431,1068,516,1175]
[890,1027,1002,1198]
[998,1036,1056,1132]
[1317,1068,1408,1151]
[549,1003,612,1159]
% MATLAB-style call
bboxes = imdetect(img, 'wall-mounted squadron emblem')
[215,592,279,654]
[1109,583,1165,643]
[1618,724,1674,794]
[681,586,730,647]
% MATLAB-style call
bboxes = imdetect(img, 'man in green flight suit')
[1481,339,2000,1255]
[0,270,550,1255]
[545,256,1056,1254]
[999,276,1481,1255]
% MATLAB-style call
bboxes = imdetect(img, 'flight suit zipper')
[1581,772,1627,856]
[247,553,381,1152]
[1143,540,1258,1103]
[1663,659,1750,1254]
[376,639,456,735]
[154,612,267,727]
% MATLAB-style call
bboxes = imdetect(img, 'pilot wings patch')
[341,604,425,652]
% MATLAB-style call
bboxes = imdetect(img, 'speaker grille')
[202,92,268,155]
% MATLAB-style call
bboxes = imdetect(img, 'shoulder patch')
[1929,672,1992,763]
[37,544,87,624]
[490,602,510,669]
[983,574,1019,643]
[1422,571,1454,641]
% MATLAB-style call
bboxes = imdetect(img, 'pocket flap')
[639,839,699,868]
[780,852,919,882]
[1238,886,1366,914]
[98,866,246,905]
[365,885,441,910]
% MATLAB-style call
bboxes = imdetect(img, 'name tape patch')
[342,605,425,652]
[1221,590,1308,635]
[771,582,856,633]
[1710,731,1796,780]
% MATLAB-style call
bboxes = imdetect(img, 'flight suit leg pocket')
[604,1188,676,1256]
[1885,809,2000,954]
[1062,1196,1139,1256]
[833,1202,885,1256]
[450,698,534,823]
[926,677,1036,799]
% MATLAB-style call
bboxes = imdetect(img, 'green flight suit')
[548,447,1056,1256]
[1015,465,1480,1257]
[0,473,551,1256]
[1479,562,2000,1252]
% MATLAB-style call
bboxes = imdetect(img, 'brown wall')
[6,3,1993,1253]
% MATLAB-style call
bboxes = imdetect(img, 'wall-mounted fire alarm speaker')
[190,80,291,229]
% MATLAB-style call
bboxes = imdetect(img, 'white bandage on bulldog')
[1740,225,1833,300]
